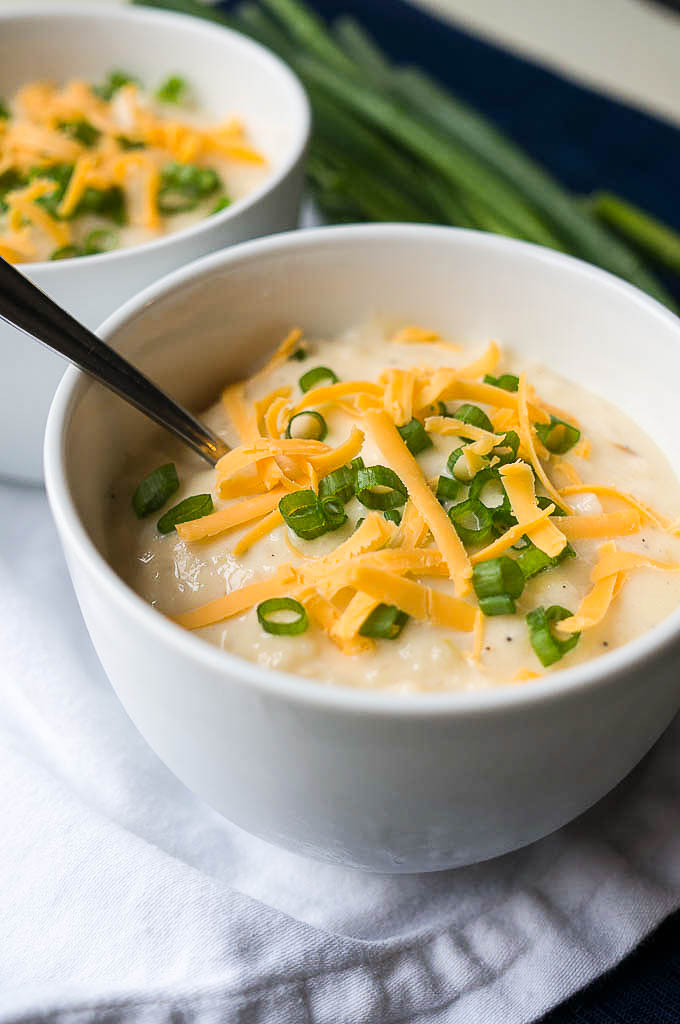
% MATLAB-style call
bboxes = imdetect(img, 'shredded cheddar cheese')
[0,74,265,263]
[136,322,680,685]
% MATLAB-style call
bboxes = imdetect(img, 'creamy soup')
[110,323,680,693]
[0,72,267,263]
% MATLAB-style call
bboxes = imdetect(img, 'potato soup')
[110,323,680,693]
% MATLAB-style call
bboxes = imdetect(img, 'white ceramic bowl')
[0,4,309,483]
[45,225,680,873]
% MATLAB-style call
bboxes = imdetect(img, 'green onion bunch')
[135,0,680,311]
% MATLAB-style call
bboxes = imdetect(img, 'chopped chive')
[157,162,221,214]
[472,555,524,615]
[50,245,82,261]
[289,346,308,361]
[299,365,339,392]
[211,195,231,214]
[448,497,494,545]
[355,465,408,510]
[132,463,179,518]
[436,474,463,504]
[354,516,365,532]
[0,99,9,120]
[157,493,213,534]
[516,540,575,579]
[484,373,519,392]
[318,464,356,506]
[383,507,403,525]
[83,229,119,256]
[397,417,433,455]
[279,489,335,539]
[479,594,517,616]
[359,603,409,639]
[447,447,489,483]
[535,415,580,454]
[117,135,147,151]
[493,430,520,465]
[453,403,493,434]
[257,596,308,635]
[469,467,510,511]
[286,410,328,441]
[156,74,188,104]
[537,494,567,517]
[93,70,139,101]
[58,119,101,147]
[527,605,580,667]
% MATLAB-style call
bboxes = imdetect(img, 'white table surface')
[6,0,680,126]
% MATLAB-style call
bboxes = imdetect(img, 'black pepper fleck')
[484,645,491,652]
[506,636,513,642]
[602,641,609,647]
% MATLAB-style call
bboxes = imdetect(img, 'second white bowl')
[0,3,309,482]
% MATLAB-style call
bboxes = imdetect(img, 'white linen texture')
[2,483,680,1024]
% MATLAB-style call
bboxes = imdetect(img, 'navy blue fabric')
[217,1,680,1017]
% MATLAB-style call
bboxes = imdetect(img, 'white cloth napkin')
[2,481,680,1024]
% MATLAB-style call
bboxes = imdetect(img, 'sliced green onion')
[257,597,308,635]
[359,603,409,639]
[469,467,510,510]
[211,196,231,214]
[384,508,403,525]
[484,373,519,392]
[50,245,82,261]
[454,403,493,434]
[321,497,348,531]
[0,100,9,120]
[397,417,433,455]
[156,75,188,104]
[354,516,365,532]
[492,508,518,536]
[526,605,580,667]
[299,365,339,392]
[132,463,179,518]
[158,162,220,214]
[318,464,356,506]
[73,184,126,224]
[436,475,463,504]
[447,447,489,483]
[479,594,517,616]
[83,229,119,256]
[157,493,213,534]
[537,494,567,517]
[117,135,147,151]
[58,119,101,147]
[289,346,308,362]
[356,465,408,510]
[448,497,494,545]
[279,489,328,540]
[472,555,524,614]
[535,415,581,454]
[493,430,520,465]
[93,70,139,101]
[351,456,365,472]
[516,540,575,579]
[286,410,328,441]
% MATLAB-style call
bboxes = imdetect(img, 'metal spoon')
[0,257,229,466]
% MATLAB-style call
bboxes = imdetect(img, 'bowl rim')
[45,223,680,718]
[0,2,311,274]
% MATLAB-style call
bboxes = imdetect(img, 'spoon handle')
[0,257,228,466]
